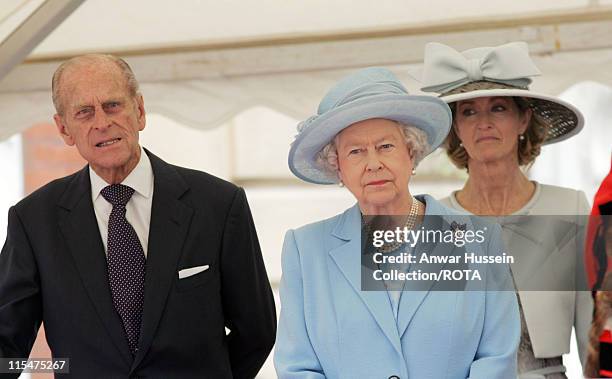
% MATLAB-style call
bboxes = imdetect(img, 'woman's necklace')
[364,197,422,254]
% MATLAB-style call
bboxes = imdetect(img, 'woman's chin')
[469,150,516,166]
[360,195,400,213]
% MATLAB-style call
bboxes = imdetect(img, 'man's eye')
[76,108,92,117]
[104,102,120,110]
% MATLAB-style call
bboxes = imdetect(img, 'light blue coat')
[274,195,520,379]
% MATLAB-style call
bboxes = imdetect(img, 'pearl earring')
[459,142,464,147]
[519,134,525,141]
[411,168,416,176]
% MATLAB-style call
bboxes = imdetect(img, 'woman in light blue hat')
[418,41,593,378]
[274,67,520,379]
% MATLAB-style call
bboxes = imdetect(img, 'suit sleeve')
[468,224,520,379]
[220,187,276,379]
[274,229,325,379]
[0,206,42,378]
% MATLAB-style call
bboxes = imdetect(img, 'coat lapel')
[58,166,133,365]
[131,151,194,369]
[328,204,403,355]
[396,196,457,339]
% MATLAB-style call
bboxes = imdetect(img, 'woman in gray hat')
[419,41,593,378]
[274,67,520,379]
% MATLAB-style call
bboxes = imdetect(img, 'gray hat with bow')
[289,67,451,184]
[418,41,584,145]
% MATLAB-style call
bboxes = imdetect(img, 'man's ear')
[54,114,75,146]
[136,95,146,131]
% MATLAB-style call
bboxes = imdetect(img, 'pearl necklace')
[363,197,422,254]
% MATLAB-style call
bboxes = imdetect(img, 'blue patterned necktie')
[100,184,146,355]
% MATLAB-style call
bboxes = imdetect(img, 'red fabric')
[602,330,612,344]
[601,368,612,377]
[586,157,612,288]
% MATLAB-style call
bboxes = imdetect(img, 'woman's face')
[336,118,413,212]
[454,96,531,166]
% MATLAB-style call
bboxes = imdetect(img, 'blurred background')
[2,1,612,377]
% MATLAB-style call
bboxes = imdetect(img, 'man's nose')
[92,105,112,130]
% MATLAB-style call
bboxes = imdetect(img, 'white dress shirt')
[90,147,154,258]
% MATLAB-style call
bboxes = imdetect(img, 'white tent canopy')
[2,0,612,141]
[27,0,612,56]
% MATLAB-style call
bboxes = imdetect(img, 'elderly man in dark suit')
[0,54,276,378]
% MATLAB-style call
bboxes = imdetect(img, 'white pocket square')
[178,265,209,279]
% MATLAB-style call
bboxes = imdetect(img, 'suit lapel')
[132,151,193,369]
[58,166,133,365]
[328,205,403,355]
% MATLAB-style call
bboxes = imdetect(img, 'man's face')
[53,62,145,183]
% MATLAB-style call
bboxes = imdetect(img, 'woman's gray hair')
[315,121,430,182]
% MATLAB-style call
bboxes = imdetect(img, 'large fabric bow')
[420,41,542,94]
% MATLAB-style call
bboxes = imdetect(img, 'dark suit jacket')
[0,150,276,378]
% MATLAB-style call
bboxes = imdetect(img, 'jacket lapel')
[58,166,133,365]
[396,196,456,339]
[131,150,193,369]
[328,204,403,355]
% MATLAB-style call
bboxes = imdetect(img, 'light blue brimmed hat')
[288,67,452,185]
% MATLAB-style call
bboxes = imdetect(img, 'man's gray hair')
[315,121,431,182]
[51,54,140,115]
